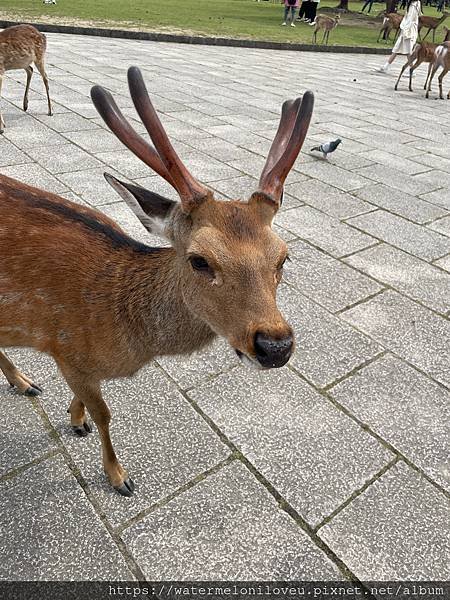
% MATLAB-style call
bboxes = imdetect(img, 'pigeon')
[311,138,342,159]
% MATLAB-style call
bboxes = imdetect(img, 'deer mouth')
[235,349,266,370]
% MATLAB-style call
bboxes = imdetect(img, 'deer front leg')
[61,371,135,496]
[0,73,5,133]
[23,66,33,112]
[0,350,43,396]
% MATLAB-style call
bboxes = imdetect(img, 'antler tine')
[90,85,175,187]
[260,98,301,181]
[127,66,209,212]
[258,91,314,206]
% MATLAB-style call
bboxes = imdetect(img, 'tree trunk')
[336,0,349,10]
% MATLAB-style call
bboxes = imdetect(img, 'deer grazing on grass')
[418,12,449,42]
[312,14,340,45]
[377,12,403,43]
[0,66,314,496]
[0,24,53,134]
[426,41,450,99]
[394,26,450,91]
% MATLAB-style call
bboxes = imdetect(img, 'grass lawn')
[0,0,446,48]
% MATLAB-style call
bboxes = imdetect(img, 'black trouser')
[298,0,311,19]
[309,2,318,21]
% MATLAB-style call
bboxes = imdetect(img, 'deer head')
[91,67,313,369]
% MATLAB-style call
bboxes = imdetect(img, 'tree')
[386,0,398,12]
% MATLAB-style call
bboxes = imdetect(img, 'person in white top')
[376,0,421,73]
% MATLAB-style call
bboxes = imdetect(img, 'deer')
[377,12,403,43]
[0,24,53,134]
[418,12,449,43]
[312,14,340,45]
[394,26,450,91]
[425,41,450,99]
[0,66,314,497]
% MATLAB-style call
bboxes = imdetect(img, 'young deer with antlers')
[0,24,53,133]
[0,67,314,496]
[394,26,450,91]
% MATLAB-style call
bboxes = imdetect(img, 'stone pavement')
[0,32,449,581]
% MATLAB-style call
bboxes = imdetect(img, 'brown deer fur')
[418,12,449,43]
[395,27,450,91]
[377,13,403,43]
[0,24,53,133]
[426,40,450,99]
[312,14,340,45]
[0,67,314,496]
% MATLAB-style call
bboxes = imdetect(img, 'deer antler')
[91,67,210,213]
[90,85,174,186]
[255,91,314,207]
[127,66,209,212]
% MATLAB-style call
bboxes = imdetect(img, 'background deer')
[312,14,340,45]
[377,12,403,43]
[426,40,450,98]
[0,66,314,497]
[0,24,53,133]
[394,26,450,91]
[418,12,449,42]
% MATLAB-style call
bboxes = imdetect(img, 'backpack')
[287,0,296,5]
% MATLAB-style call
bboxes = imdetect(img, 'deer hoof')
[114,477,135,497]
[72,422,92,437]
[24,383,43,396]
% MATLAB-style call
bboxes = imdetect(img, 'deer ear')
[104,173,176,237]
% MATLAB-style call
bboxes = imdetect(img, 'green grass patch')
[0,0,446,48]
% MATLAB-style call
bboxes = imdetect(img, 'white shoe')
[309,21,316,25]
[374,65,389,73]
[282,21,287,25]
[291,22,296,27]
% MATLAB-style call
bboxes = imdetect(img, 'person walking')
[375,0,421,72]
[282,0,300,26]
[361,0,375,13]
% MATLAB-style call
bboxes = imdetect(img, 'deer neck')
[115,247,216,363]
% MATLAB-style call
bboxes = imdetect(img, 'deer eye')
[189,255,214,276]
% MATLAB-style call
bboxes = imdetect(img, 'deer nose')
[253,332,294,369]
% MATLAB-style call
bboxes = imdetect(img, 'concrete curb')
[0,19,391,54]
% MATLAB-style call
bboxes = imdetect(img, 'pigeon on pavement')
[311,138,342,159]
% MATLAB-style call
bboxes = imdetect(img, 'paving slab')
[0,455,133,580]
[352,183,449,224]
[122,461,341,579]
[346,210,450,261]
[428,215,450,237]
[318,462,450,580]
[341,290,450,387]
[287,240,383,313]
[279,285,382,388]
[0,381,57,477]
[26,143,103,175]
[276,206,375,258]
[0,163,68,194]
[330,354,450,492]
[284,179,372,220]
[189,368,392,527]
[345,244,450,314]
[39,364,229,528]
